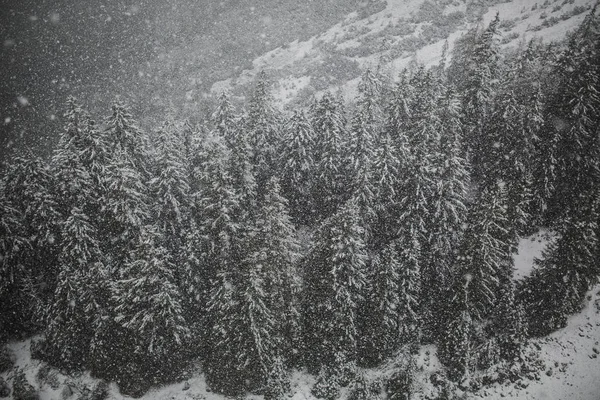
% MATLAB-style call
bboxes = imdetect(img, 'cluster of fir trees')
[1,7,599,397]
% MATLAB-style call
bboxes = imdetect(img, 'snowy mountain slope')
[210,0,595,106]
[2,231,599,400]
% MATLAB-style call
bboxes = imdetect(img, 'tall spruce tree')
[520,198,599,336]
[112,227,191,384]
[149,123,191,264]
[453,182,512,321]
[280,110,316,225]
[370,132,401,250]
[303,201,367,373]
[45,208,106,371]
[452,14,502,182]
[310,92,351,220]
[545,7,600,223]
[246,71,282,194]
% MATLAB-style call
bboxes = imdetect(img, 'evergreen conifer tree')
[280,110,316,225]
[303,201,367,372]
[453,182,511,321]
[112,227,191,383]
[246,71,283,194]
[310,93,351,220]
[520,200,599,336]
[545,7,600,222]
[45,208,106,371]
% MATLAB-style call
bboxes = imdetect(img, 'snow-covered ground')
[209,0,595,106]
[2,230,600,400]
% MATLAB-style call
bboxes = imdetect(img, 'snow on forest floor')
[2,230,600,400]
[471,285,600,400]
[513,229,554,281]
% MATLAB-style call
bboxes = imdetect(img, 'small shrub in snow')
[348,374,379,400]
[264,357,290,400]
[35,364,59,389]
[0,377,10,398]
[29,338,48,362]
[311,369,340,400]
[0,346,14,373]
[385,368,412,400]
[335,355,357,387]
[12,368,39,400]
[74,381,108,400]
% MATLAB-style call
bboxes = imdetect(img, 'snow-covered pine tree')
[51,97,95,216]
[416,82,469,342]
[385,72,434,249]
[545,6,600,223]
[438,278,474,382]
[359,243,401,367]
[213,92,239,151]
[0,183,30,342]
[310,92,351,221]
[280,110,316,225]
[148,122,191,263]
[112,226,191,384]
[347,70,382,238]
[452,181,511,322]
[100,154,150,259]
[0,156,61,334]
[44,207,107,371]
[451,14,501,183]
[370,132,401,250]
[484,45,545,236]
[492,277,526,363]
[348,123,376,242]
[359,238,420,366]
[395,235,423,346]
[519,197,599,336]
[250,178,301,364]
[303,201,367,373]
[246,71,283,195]
[206,241,277,395]
[104,102,152,178]
[207,178,298,396]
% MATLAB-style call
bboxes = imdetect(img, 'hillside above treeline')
[1,0,600,399]
[1,0,596,159]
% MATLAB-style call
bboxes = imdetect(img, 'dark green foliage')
[303,202,367,372]
[309,93,352,221]
[0,377,10,398]
[493,279,527,363]
[12,368,39,400]
[519,208,599,336]
[544,7,600,223]
[0,346,13,373]
[385,367,413,400]
[3,12,600,398]
[280,110,316,225]
[311,368,341,400]
[90,381,109,400]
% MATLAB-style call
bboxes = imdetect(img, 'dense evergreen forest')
[1,8,599,399]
